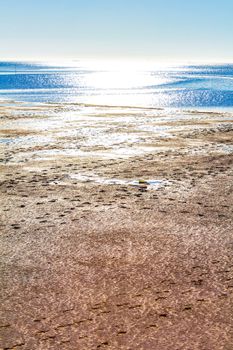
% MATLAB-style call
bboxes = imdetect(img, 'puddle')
[0,138,12,144]
[0,135,54,150]
[68,173,168,189]
[215,144,233,154]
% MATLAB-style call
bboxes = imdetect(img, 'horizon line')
[1,57,233,66]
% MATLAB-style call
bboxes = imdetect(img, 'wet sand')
[0,102,233,349]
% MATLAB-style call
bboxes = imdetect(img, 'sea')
[0,61,233,110]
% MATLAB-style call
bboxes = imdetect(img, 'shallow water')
[69,173,168,189]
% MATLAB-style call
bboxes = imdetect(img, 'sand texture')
[0,102,233,349]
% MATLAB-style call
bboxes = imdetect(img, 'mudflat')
[0,102,233,350]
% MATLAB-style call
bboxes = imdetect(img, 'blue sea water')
[0,61,233,109]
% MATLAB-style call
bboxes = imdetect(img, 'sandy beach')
[0,101,233,349]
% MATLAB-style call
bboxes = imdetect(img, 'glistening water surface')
[0,61,233,109]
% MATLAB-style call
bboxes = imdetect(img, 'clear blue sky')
[0,0,232,62]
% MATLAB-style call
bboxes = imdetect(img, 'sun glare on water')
[41,58,179,93]
[75,60,172,90]
[84,71,153,89]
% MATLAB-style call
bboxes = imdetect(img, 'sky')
[0,0,233,63]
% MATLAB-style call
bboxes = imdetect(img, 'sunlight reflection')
[79,61,171,90]
[57,60,170,91]
[83,71,155,89]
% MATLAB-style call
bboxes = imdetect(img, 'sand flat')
[0,103,233,349]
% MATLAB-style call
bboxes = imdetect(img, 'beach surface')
[0,101,233,349]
